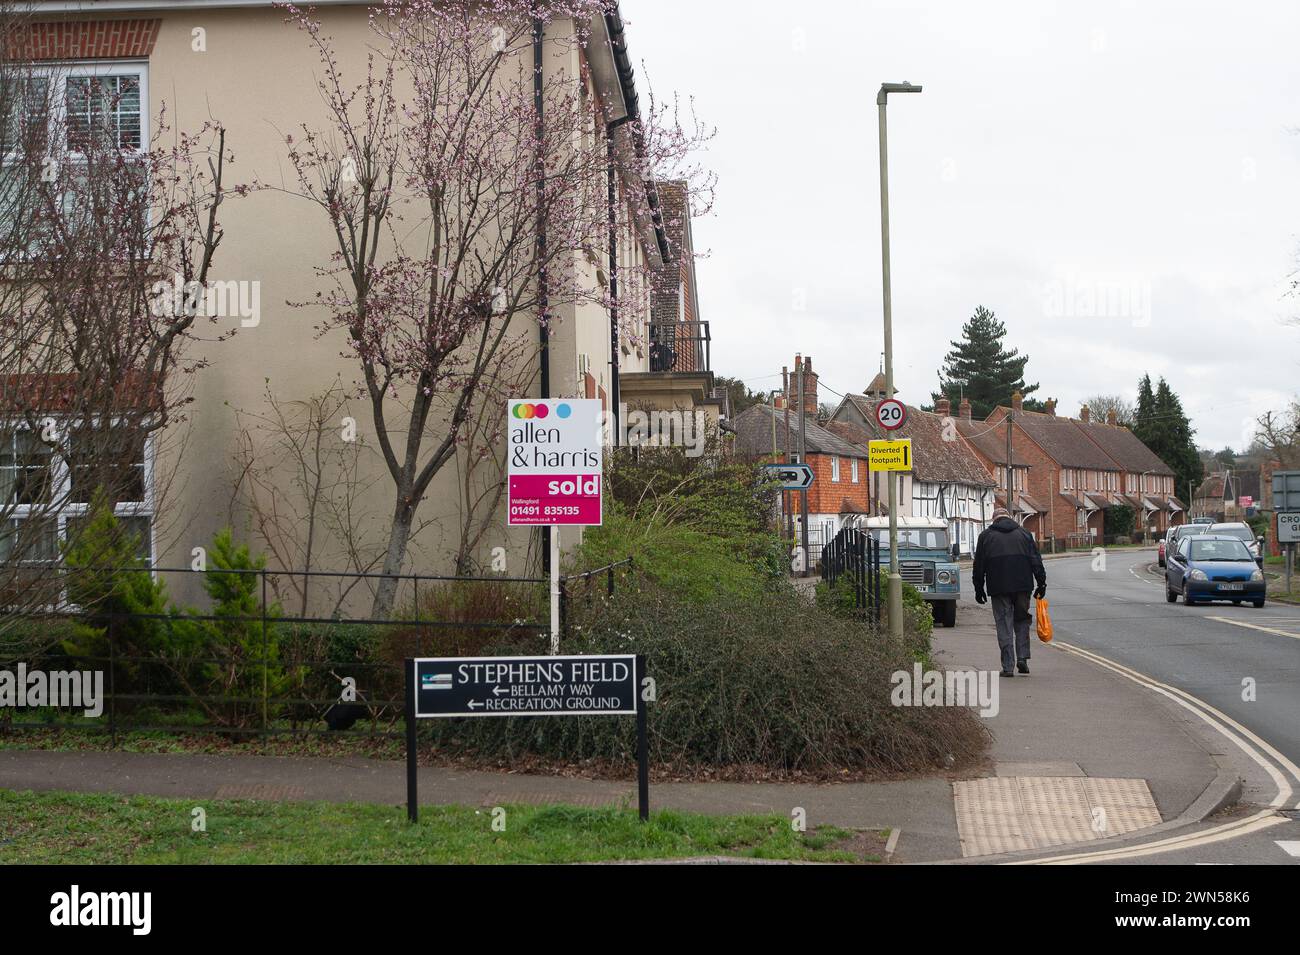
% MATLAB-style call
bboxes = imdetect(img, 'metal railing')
[0,559,636,741]
[819,529,883,628]
[649,320,710,374]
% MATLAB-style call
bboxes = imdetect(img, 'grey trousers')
[990,591,1032,672]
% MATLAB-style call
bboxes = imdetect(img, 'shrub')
[590,446,787,598]
[61,496,170,664]
[578,509,773,604]
[422,583,987,776]
[815,572,934,649]
[178,528,296,728]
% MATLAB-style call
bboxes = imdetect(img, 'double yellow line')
[1007,641,1298,864]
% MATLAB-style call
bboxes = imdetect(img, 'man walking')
[972,507,1047,677]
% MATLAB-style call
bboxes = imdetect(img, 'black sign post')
[404,654,647,823]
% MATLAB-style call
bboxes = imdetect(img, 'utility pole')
[877,81,921,637]
[783,365,792,541]
[797,355,810,576]
[1006,401,1015,513]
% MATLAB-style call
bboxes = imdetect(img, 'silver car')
[1208,522,1265,567]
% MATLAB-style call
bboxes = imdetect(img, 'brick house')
[952,397,1047,539]
[986,395,1183,549]
[1072,409,1182,538]
[828,393,995,556]
[731,357,873,548]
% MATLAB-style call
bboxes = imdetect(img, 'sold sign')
[506,398,603,526]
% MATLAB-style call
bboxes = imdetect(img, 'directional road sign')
[764,462,814,490]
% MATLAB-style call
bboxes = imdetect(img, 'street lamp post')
[877,80,921,639]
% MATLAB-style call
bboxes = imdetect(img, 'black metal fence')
[819,528,882,628]
[558,557,635,640]
[0,560,634,742]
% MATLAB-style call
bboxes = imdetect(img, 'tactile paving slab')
[953,776,1160,857]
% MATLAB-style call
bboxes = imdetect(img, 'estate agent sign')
[507,399,603,526]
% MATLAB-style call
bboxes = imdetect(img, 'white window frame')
[2,418,156,575]
[851,457,859,483]
[831,455,840,483]
[4,60,149,162]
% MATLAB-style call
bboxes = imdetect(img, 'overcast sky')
[622,0,1300,451]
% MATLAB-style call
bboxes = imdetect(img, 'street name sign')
[1279,512,1300,544]
[413,654,637,717]
[869,438,912,472]
[507,398,603,526]
[875,398,907,431]
[764,462,814,490]
[404,654,648,823]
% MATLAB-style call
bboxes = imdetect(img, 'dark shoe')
[1000,670,1014,678]
[1017,661,1030,675]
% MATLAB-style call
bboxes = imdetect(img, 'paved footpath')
[0,596,1231,863]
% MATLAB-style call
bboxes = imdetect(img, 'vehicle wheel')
[1165,578,1177,603]
[1253,599,1265,609]
[940,600,957,628]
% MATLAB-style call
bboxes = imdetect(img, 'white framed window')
[3,61,148,159]
[851,458,859,483]
[831,455,840,483]
[0,420,155,577]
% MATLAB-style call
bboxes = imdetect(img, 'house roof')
[1074,418,1174,476]
[834,396,994,487]
[953,417,1033,468]
[1195,472,1229,501]
[1000,409,1118,471]
[732,404,867,459]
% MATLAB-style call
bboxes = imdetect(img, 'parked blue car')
[1165,534,1266,608]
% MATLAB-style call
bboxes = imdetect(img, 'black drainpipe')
[606,116,630,447]
[534,13,550,572]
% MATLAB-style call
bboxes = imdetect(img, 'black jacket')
[972,517,1046,597]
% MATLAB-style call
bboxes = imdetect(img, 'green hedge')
[420,583,987,775]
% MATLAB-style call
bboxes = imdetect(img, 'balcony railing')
[648,320,710,374]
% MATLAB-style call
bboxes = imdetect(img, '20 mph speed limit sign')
[876,398,907,431]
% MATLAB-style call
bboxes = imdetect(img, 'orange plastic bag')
[1036,598,1053,643]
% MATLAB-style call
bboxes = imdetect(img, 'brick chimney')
[1079,404,1090,423]
[1044,398,1057,416]
[794,355,818,416]
[959,396,972,421]
[1106,408,1118,426]
[1011,390,1023,412]
[935,396,952,417]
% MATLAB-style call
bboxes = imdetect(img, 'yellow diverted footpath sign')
[869,438,912,471]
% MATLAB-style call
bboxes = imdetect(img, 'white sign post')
[506,399,604,654]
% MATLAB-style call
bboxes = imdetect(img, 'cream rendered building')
[24,0,710,607]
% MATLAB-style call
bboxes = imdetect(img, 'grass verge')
[0,789,865,864]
